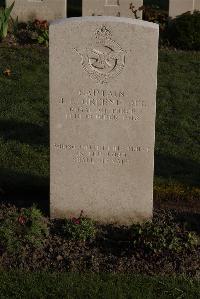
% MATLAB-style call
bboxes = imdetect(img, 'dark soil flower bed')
[0,205,199,277]
[0,33,47,49]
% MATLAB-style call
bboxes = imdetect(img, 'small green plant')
[0,1,14,40]
[10,15,19,37]
[32,19,49,46]
[15,19,49,46]
[0,205,49,253]
[63,211,96,241]
[131,211,198,254]
[37,29,49,46]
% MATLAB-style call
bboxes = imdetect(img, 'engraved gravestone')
[82,0,143,19]
[50,17,159,225]
[6,0,67,22]
[169,0,200,18]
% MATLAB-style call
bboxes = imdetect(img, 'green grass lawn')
[156,50,200,187]
[0,46,199,298]
[0,272,199,299]
[0,47,49,207]
[0,47,199,207]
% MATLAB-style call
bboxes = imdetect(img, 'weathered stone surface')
[82,0,143,19]
[169,0,200,18]
[6,0,67,22]
[195,0,200,10]
[50,17,159,225]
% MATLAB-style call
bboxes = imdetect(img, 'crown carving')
[95,26,112,40]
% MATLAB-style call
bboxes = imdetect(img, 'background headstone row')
[6,0,200,23]
[6,0,143,22]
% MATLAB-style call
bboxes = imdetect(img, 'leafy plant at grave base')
[63,211,96,241]
[0,205,49,254]
[0,1,14,40]
[130,211,199,254]
[10,15,18,37]
[167,11,200,50]
[31,19,49,46]
[15,19,49,46]
[15,27,36,45]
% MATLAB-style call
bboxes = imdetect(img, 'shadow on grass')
[0,168,49,215]
[0,150,199,217]
[155,152,200,187]
[0,119,49,146]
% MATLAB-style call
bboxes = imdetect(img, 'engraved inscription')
[62,89,148,122]
[75,26,125,84]
[54,143,150,166]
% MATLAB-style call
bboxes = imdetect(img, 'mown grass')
[0,47,199,207]
[0,47,49,206]
[0,272,199,299]
[156,50,200,187]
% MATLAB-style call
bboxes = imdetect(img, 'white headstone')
[50,17,159,225]
[82,0,143,19]
[6,0,67,22]
[169,0,200,18]
[195,0,200,10]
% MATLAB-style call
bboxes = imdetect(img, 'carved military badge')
[75,26,125,84]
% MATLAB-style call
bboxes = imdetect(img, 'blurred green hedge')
[167,11,200,50]
[144,0,169,10]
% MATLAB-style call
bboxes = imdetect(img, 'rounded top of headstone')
[50,16,159,31]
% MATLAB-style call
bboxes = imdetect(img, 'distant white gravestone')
[169,0,200,18]
[82,0,143,19]
[195,0,200,10]
[6,0,67,22]
[50,17,159,225]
